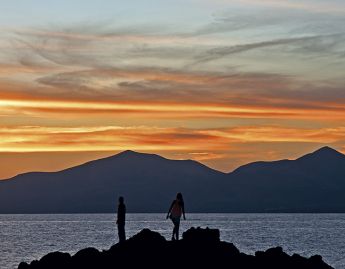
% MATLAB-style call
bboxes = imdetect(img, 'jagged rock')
[71,248,101,268]
[18,227,334,269]
[182,226,220,242]
[18,252,71,269]
[125,228,166,244]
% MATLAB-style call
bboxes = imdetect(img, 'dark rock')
[18,262,30,269]
[71,247,101,268]
[127,228,166,244]
[18,227,334,269]
[30,252,71,269]
[182,226,220,242]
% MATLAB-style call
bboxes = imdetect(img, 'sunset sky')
[0,0,345,179]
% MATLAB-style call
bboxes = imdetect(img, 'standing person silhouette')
[116,196,126,243]
[166,192,186,241]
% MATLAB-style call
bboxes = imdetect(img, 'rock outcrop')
[18,227,333,269]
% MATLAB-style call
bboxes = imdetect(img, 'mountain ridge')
[5,146,344,181]
[3,150,224,181]
[0,146,344,213]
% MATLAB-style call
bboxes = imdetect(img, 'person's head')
[119,196,124,204]
[176,192,183,201]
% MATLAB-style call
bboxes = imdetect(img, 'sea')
[0,213,344,269]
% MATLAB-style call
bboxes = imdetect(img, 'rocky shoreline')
[18,227,333,269]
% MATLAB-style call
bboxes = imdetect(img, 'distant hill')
[225,146,345,212]
[0,147,344,213]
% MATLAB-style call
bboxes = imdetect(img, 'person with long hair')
[166,192,186,240]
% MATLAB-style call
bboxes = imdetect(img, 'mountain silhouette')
[227,147,345,212]
[0,147,344,213]
[0,150,223,213]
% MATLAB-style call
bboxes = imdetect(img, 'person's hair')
[176,192,183,202]
[119,196,124,203]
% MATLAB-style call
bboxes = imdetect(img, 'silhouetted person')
[116,196,126,243]
[166,192,186,240]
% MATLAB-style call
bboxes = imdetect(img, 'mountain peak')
[114,150,165,160]
[297,146,344,162]
[117,150,141,156]
[314,146,340,154]
[309,146,342,156]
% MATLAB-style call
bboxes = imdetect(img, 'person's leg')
[172,227,176,240]
[122,224,126,242]
[175,218,181,240]
[171,218,176,240]
[118,224,126,242]
[171,218,178,240]
[117,224,122,242]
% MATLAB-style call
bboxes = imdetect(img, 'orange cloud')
[223,126,345,143]
[1,96,344,121]
[0,126,226,153]
[0,125,344,153]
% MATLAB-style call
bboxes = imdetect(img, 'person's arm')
[182,203,186,220]
[166,201,174,219]
[116,206,119,224]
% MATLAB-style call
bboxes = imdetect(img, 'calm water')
[0,213,344,269]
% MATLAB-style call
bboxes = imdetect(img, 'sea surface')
[0,213,344,269]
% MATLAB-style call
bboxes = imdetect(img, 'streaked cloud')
[191,34,345,65]
[1,125,344,152]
